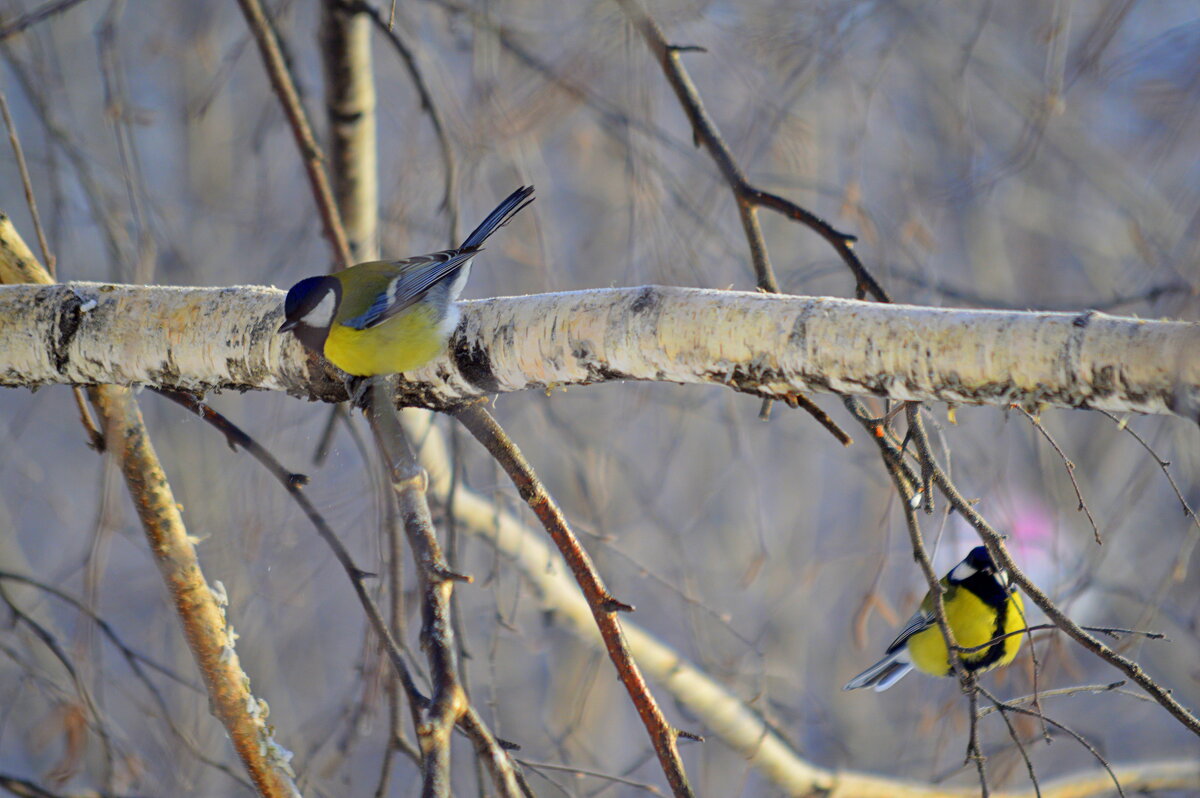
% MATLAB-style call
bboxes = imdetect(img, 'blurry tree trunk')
[321,1,378,264]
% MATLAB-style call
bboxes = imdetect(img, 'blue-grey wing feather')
[885,608,935,654]
[340,185,534,331]
[341,250,476,330]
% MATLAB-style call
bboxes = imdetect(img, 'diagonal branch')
[0,216,301,798]
[614,0,889,304]
[452,404,697,798]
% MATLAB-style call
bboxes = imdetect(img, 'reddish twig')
[452,403,697,798]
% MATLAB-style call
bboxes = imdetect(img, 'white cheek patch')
[306,291,337,327]
[949,560,979,582]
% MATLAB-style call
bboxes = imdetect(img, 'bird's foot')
[342,374,372,411]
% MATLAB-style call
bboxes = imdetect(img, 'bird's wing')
[884,607,936,654]
[340,249,477,330]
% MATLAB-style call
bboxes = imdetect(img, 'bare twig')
[1097,414,1199,528]
[614,0,889,304]
[956,624,1164,654]
[987,700,1042,798]
[452,403,697,798]
[0,90,52,274]
[0,571,251,790]
[976,681,1154,717]
[236,0,352,269]
[614,0,861,442]
[978,684,1126,798]
[1017,407,1101,544]
[0,0,92,41]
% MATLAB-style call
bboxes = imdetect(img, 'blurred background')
[1,0,1198,795]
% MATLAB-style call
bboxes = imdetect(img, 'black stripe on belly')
[965,594,1010,673]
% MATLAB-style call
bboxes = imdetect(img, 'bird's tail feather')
[460,185,535,250]
[843,650,913,692]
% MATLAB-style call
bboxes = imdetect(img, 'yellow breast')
[907,588,1025,677]
[323,303,448,377]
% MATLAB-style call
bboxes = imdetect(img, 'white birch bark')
[0,282,1196,422]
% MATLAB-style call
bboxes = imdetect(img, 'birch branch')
[0,282,1196,422]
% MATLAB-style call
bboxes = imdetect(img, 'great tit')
[844,545,1025,691]
[278,185,534,376]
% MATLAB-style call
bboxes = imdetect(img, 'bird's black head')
[278,275,341,353]
[949,545,1013,602]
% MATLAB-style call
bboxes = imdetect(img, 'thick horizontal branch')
[1,282,1197,421]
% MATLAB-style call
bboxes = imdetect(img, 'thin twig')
[977,681,1153,717]
[614,0,889,303]
[978,684,1127,798]
[1097,409,1200,557]
[615,0,865,444]
[955,624,1164,654]
[235,0,352,269]
[0,571,252,790]
[150,390,429,712]
[987,700,1042,798]
[0,90,52,273]
[0,0,92,41]
[452,403,697,798]
[1017,407,1101,544]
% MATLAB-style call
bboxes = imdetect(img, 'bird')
[844,545,1026,691]
[278,185,534,377]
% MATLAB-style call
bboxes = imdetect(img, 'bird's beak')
[278,318,297,333]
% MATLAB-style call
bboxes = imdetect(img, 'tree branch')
[1,282,1196,422]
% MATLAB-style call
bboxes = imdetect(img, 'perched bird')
[279,185,534,376]
[844,545,1025,691]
